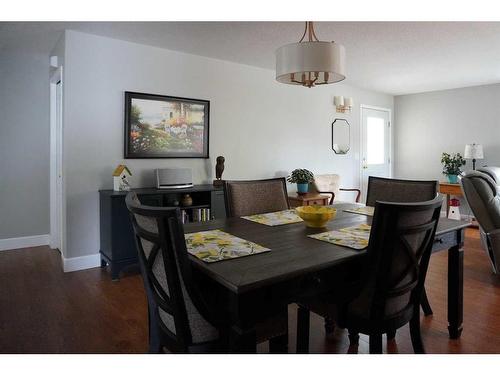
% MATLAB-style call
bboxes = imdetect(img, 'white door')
[360,106,391,203]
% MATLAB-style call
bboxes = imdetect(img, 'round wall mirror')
[331,118,350,154]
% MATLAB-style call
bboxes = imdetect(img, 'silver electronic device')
[155,168,193,189]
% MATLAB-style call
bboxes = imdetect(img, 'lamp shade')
[344,97,353,107]
[276,41,346,86]
[464,144,484,159]
[334,96,344,106]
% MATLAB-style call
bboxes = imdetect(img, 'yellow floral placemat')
[308,224,371,250]
[241,209,303,226]
[344,206,375,217]
[185,229,270,263]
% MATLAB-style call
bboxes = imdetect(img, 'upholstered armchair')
[460,170,500,274]
[309,174,361,204]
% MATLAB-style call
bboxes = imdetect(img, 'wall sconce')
[334,96,353,113]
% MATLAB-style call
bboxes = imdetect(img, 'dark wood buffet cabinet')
[99,184,225,280]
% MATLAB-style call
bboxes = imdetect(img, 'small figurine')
[213,156,225,186]
[113,164,132,191]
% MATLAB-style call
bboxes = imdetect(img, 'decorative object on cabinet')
[99,185,226,280]
[112,164,132,191]
[331,118,350,154]
[181,194,193,207]
[441,152,466,184]
[334,96,353,113]
[275,21,346,88]
[464,143,484,170]
[213,155,225,186]
[287,168,314,195]
[124,91,209,159]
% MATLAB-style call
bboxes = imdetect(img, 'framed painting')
[124,91,210,158]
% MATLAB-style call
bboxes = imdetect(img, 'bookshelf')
[98,184,225,279]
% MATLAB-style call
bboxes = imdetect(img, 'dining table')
[185,202,470,353]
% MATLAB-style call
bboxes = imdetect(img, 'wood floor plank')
[0,228,498,353]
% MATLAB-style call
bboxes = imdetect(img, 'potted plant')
[287,169,314,195]
[441,152,466,183]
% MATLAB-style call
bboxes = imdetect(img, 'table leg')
[229,324,256,353]
[446,194,450,216]
[448,239,464,339]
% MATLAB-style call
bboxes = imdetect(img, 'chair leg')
[269,333,288,353]
[420,288,433,316]
[348,329,359,346]
[296,306,310,353]
[369,334,383,354]
[386,329,396,341]
[324,316,335,335]
[409,313,426,354]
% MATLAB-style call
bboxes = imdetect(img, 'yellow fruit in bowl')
[295,205,337,228]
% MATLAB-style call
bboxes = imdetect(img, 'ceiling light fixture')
[275,21,346,88]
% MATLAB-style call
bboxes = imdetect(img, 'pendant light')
[275,21,346,88]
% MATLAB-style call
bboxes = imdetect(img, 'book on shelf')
[192,208,211,223]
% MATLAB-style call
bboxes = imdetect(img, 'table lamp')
[464,143,484,170]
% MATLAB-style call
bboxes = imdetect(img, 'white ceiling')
[2,21,500,95]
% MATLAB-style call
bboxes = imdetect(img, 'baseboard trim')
[0,234,50,251]
[62,253,100,273]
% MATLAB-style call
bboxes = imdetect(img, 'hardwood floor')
[0,228,499,353]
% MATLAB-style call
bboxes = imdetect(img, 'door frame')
[49,66,65,255]
[359,104,393,200]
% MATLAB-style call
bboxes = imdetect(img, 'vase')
[181,194,193,207]
[447,174,459,184]
[297,183,309,195]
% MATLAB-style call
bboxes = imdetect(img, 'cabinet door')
[111,197,139,261]
[211,190,226,219]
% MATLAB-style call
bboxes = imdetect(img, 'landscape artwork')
[124,92,209,158]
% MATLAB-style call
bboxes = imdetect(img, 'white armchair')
[309,174,361,204]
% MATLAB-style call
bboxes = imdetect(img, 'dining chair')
[296,197,443,354]
[309,174,361,204]
[366,177,439,321]
[223,177,289,217]
[366,176,438,207]
[222,178,290,350]
[126,192,288,353]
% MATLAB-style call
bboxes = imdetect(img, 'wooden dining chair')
[126,192,223,353]
[366,176,438,207]
[126,192,288,353]
[366,176,439,321]
[222,178,290,351]
[223,177,289,217]
[297,197,443,354]
[307,177,439,341]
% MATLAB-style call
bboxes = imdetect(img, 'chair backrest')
[366,177,438,207]
[351,197,442,322]
[460,171,500,233]
[223,177,289,217]
[125,193,219,350]
[477,166,500,185]
[309,174,341,197]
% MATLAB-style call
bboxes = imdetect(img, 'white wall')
[394,84,500,181]
[0,49,50,239]
[60,30,393,260]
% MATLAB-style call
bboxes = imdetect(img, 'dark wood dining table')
[185,202,470,352]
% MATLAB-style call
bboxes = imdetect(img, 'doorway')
[50,67,64,254]
[360,105,392,202]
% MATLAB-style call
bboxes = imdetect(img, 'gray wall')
[395,84,500,181]
[0,50,50,239]
[60,30,393,259]
[394,83,500,216]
